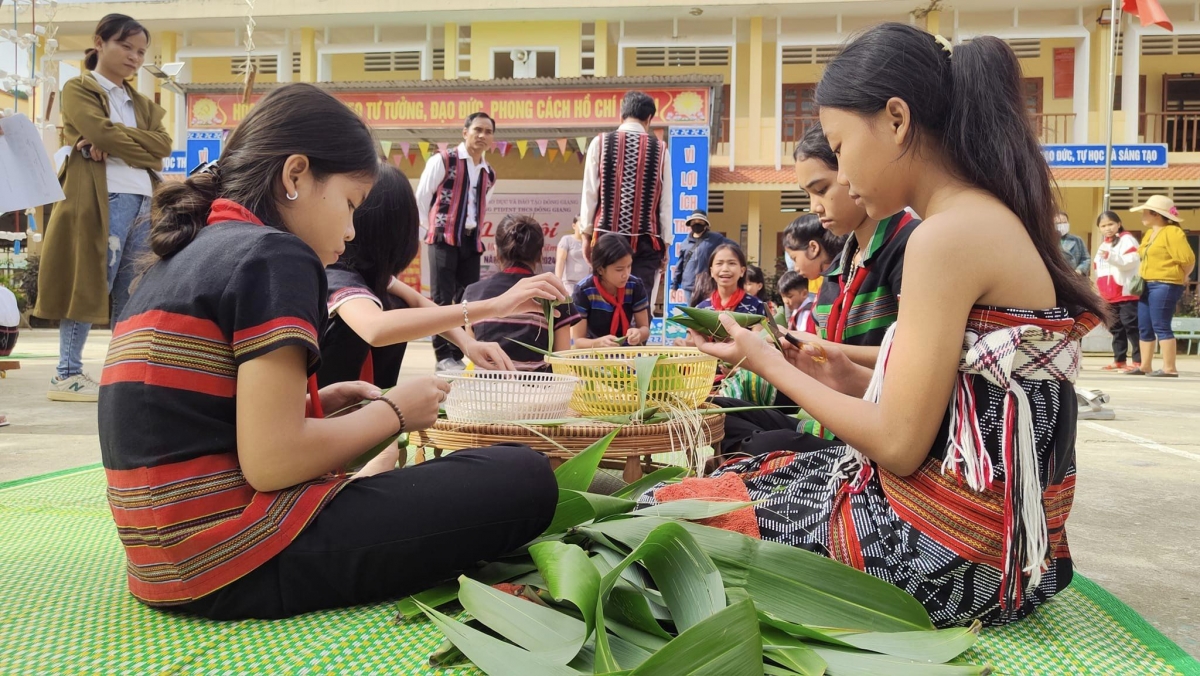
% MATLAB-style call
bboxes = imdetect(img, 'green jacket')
[33,73,170,324]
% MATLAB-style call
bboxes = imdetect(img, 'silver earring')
[286,191,298,201]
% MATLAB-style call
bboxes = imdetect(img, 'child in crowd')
[776,270,814,333]
[693,243,769,316]
[571,234,651,348]
[464,215,580,369]
[319,164,565,388]
[782,213,844,298]
[98,84,560,620]
[744,264,769,304]
[555,217,590,291]
[1093,210,1141,372]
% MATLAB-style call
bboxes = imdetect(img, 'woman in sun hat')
[1128,194,1195,377]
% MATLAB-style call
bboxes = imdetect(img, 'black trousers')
[173,445,557,620]
[712,396,830,458]
[430,232,482,362]
[630,235,666,293]
[1110,300,1141,363]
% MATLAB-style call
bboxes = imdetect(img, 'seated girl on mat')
[647,24,1105,628]
[571,234,651,348]
[464,215,580,369]
[319,164,567,388]
[98,83,560,620]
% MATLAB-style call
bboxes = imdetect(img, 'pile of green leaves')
[400,431,992,675]
[668,306,768,341]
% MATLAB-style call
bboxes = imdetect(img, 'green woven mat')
[1,466,1197,675]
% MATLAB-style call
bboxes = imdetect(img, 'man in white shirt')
[579,91,673,292]
[415,112,496,371]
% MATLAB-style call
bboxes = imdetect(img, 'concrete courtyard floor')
[1,329,1198,657]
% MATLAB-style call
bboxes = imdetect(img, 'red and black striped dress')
[98,202,349,607]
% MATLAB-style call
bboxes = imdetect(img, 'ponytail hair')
[782,213,845,262]
[85,14,150,71]
[150,83,379,258]
[816,23,1106,318]
[495,215,544,269]
[341,164,420,300]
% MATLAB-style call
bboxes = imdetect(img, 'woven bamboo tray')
[411,411,725,482]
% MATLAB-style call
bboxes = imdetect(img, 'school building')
[21,0,1200,283]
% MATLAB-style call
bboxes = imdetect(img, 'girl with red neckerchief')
[571,234,651,348]
[693,243,769,317]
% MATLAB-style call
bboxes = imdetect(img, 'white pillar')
[1122,19,1141,143]
[1072,33,1090,143]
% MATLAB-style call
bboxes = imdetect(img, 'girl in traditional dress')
[649,24,1106,628]
[99,84,560,620]
[571,234,651,348]
[319,164,565,388]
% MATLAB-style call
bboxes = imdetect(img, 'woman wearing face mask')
[1093,211,1142,372]
[1056,212,1091,277]
[649,24,1107,628]
[34,14,171,403]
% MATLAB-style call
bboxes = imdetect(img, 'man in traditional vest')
[580,90,673,292]
[416,112,496,372]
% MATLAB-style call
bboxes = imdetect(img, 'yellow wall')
[469,21,582,80]
[330,54,426,82]
[1017,38,1079,117]
[189,57,281,85]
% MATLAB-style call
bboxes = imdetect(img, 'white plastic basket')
[436,371,580,423]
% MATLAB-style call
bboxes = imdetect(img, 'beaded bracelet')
[371,395,406,435]
[462,299,471,328]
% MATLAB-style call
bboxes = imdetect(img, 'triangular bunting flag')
[417,141,431,160]
[409,151,418,165]
[536,139,549,157]
[563,149,573,163]
[547,148,559,162]
[516,140,529,158]
[496,141,510,157]
[391,153,404,168]
[576,136,590,154]
[437,142,451,154]
[380,140,393,158]
[556,138,569,156]
[399,141,411,157]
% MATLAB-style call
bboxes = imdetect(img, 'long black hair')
[1095,210,1126,233]
[691,241,748,304]
[590,233,634,277]
[745,264,768,302]
[495,215,544,269]
[816,23,1105,318]
[339,164,419,300]
[85,14,150,71]
[782,213,845,259]
[793,122,837,170]
[151,83,379,258]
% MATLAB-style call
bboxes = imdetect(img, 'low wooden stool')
[411,412,725,482]
[0,360,19,379]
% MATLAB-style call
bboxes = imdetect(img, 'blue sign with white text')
[162,150,187,175]
[186,130,223,175]
[650,126,710,344]
[1042,144,1168,168]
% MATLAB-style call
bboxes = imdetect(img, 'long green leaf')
[528,540,602,639]
[545,489,636,535]
[626,599,764,676]
[416,601,578,676]
[632,354,662,416]
[611,466,688,500]
[809,646,993,676]
[507,337,560,358]
[758,613,856,649]
[761,625,828,676]
[606,585,674,640]
[554,429,621,492]
[396,581,459,620]
[834,622,981,663]
[457,576,587,664]
[629,499,754,521]
[587,517,935,633]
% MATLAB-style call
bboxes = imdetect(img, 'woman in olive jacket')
[34,14,170,402]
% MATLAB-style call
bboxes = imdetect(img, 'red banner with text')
[187,88,710,130]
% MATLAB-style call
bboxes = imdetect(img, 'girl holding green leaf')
[571,234,651,348]
[464,215,581,370]
[658,24,1106,628]
[319,164,569,388]
[97,85,558,621]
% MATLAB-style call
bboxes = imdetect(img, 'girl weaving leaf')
[644,24,1106,628]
